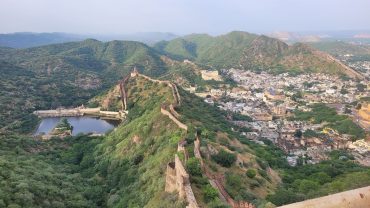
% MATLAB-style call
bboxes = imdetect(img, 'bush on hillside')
[212,149,236,167]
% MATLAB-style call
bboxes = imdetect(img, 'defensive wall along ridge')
[122,69,256,208]
[124,70,370,208]
[121,69,197,208]
[194,135,255,208]
[278,185,370,208]
[121,70,255,208]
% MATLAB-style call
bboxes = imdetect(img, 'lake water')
[34,117,118,136]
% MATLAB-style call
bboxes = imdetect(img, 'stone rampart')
[278,185,370,208]
[169,104,181,118]
[194,135,255,208]
[119,75,130,111]
[34,107,123,119]
[126,69,196,207]
[165,155,198,208]
[160,107,188,131]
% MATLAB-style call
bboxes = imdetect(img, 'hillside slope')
[155,32,364,78]
[0,40,171,131]
[309,41,370,56]
[2,71,370,208]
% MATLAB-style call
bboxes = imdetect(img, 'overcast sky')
[1,0,370,35]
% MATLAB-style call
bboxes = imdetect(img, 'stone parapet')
[278,186,370,208]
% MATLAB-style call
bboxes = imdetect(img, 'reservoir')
[34,117,118,136]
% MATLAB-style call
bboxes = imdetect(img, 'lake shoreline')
[34,116,119,137]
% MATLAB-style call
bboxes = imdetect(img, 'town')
[192,69,370,166]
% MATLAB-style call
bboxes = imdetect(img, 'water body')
[34,117,118,136]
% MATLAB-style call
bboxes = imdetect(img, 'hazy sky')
[1,0,370,35]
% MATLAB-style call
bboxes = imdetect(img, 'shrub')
[246,169,257,178]
[186,158,202,176]
[202,184,219,202]
[212,149,236,167]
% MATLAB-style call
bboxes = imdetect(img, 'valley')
[0,31,369,208]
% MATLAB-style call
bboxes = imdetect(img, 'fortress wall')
[34,108,122,119]
[194,137,202,160]
[34,109,83,117]
[194,135,255,208]
[119,75,130,111]
[169,104,181,118]
[160,107,188,131]
[174,155,198,208]
[99,111,120,116]
[136,73,181,106]
[165,162,177,193]
[80,108,101,114]
[278,186,370,208]
[131,70,197,207]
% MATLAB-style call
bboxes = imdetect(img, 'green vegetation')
[267,151,370,206]
[293,104,365,138]
[246,169,257,178]
[0,134,102,208]
[155,31,352,75]
[52,118,73,134]
[0,39,170,132]
[1,37,369,207]
[211,149,236,167]
[309,41,370,56]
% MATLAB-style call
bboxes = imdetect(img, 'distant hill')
[155,31,364,78]
[0,32,178,48]
[0,32,84,48]
[308,41,370,56]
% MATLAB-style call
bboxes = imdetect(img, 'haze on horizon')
[1,0,370,35]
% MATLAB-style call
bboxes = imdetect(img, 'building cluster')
[194,68,370,166]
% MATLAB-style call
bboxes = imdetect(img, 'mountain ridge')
[155,31,364,79]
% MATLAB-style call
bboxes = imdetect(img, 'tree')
[212,149,236,167]
[298,179,320,194]
[356,84,366,92]
[246,169,257,178]
[294,129,302,138]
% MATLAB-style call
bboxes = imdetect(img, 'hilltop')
[155,31,364,79]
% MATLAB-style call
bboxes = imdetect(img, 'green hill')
[0,40,171,132]
[308,41,370,56]
[155,31,363,78]
[1,73,370,208]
